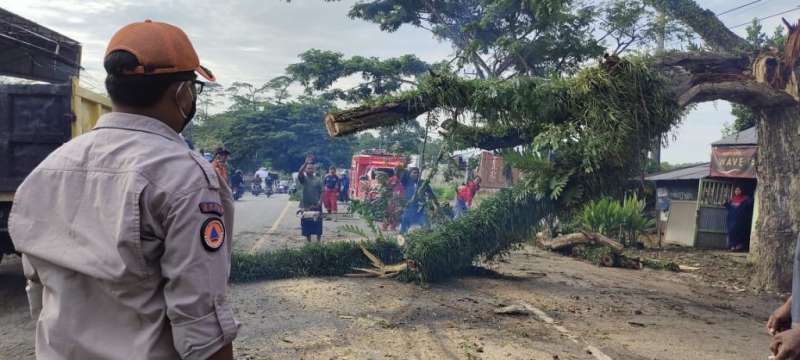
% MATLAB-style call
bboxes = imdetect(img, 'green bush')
[431,184,457,202]
[581,193,654,246]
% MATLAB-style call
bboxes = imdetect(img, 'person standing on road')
[340,170,350,202]
[323,166,341,214]
[298,159,324,242]
[724,186,753,252]
[9,20,238,360]
[212,147,231,186]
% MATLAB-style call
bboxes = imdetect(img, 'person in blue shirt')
[339,171,350,202]
[399,167,435,234]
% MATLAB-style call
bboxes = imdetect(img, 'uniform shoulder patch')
[201,218,225,252]
[199,202,225,216]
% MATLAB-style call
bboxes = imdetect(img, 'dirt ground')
[229,245,781,360]
[0,238,784,360]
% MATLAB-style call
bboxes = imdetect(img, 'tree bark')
[324,101,431,137]
[750,106,800,292]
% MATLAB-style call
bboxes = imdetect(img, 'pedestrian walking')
[298,159,324,242]
[323,166,341,214]
[9,20,237,360]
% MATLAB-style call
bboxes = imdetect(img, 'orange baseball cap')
[105,20,215,81]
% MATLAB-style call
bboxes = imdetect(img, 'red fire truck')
[349,150,407,200]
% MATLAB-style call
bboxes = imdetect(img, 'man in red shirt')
[454,176,481,218]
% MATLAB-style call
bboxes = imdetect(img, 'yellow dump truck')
[0,79,111,262]
[0,7,113,263]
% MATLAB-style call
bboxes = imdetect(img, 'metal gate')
[0,83,73,192]
[695,179,734,248]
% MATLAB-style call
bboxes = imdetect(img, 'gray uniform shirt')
[9,113,239,359]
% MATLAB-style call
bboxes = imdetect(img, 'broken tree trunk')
[542,232,625,253]
[324,100,433,137]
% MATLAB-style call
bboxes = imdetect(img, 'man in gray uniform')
[9,20,238,359]
[768,239,800,359]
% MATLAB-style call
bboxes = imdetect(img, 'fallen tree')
[319,2,800,291]
[234,56,679,283]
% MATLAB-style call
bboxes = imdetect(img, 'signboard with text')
[710,146,756,179]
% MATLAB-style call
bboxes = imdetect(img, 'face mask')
[175,82,197,132]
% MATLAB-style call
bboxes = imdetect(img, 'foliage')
[431,184,457,202]
[597,0,694,55]
[349,0,604,78]
[230,239,404,283]
[212,98,356,172]
[401,185,549,281]
[286,49,431,102]
[347,174,402,228]
[355,57,683,211]
[581,194,654,246]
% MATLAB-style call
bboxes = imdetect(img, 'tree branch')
[676,80,797,108]
[439,120,533,150]
[657,52,796,108]
[647,0,750,53]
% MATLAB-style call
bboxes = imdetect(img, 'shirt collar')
[93,112,186,145]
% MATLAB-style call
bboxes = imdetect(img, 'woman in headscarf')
[725,186,754,251]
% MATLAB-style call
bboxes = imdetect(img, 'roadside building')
[646,127,757,249]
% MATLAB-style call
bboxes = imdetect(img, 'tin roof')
[646,163,710,181]
[712,127,757,146]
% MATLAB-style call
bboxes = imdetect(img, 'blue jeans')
[453,198,468,218]
[400,206,428,234]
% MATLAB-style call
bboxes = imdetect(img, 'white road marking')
[520,301,614,360]
[248,200,294,254]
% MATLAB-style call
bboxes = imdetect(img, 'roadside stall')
[646,127,758,249]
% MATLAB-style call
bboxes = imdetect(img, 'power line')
[717,0,764,17]
[729,5,800,29]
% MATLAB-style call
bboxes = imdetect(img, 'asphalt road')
[233,192,369,253]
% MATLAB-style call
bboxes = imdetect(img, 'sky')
[0,0,796,164]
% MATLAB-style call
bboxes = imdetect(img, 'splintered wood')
[346,244,409,278]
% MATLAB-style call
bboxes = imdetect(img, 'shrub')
[581,194,653,246]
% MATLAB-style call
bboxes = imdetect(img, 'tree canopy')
[188,97,356,173]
